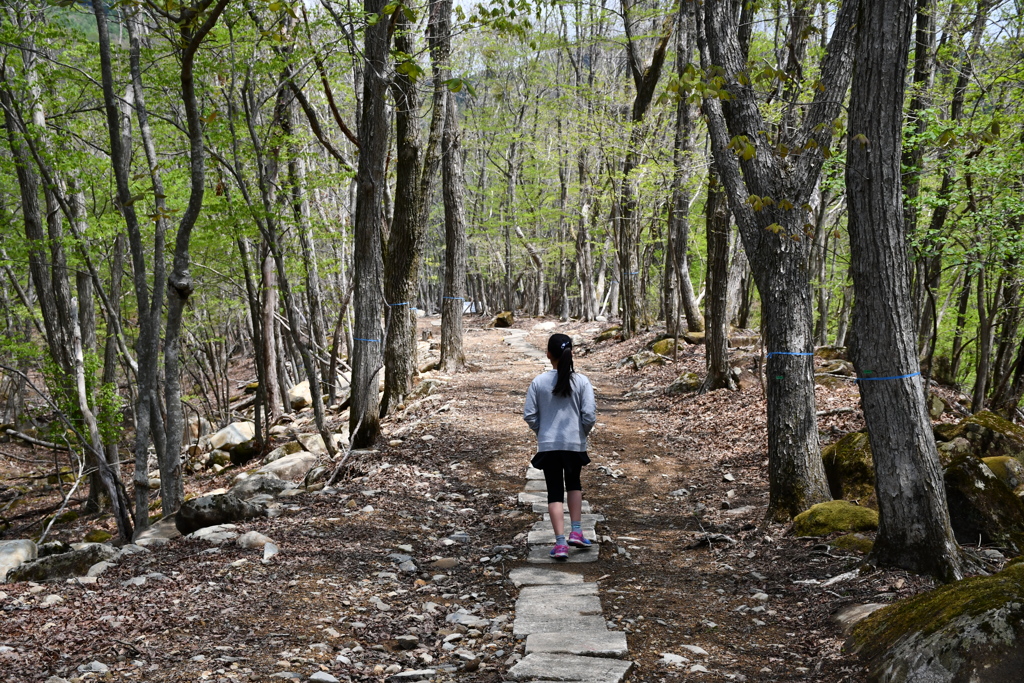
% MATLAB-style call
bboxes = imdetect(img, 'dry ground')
[0,315,986,682]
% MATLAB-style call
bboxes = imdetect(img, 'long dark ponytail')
[548,333,574,397]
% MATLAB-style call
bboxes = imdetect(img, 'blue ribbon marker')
[443,297,465,300]
[766,352,814,357]
[353,338,380,343]
[389,302,409,306]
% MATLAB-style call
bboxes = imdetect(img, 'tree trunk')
[846,0,964,581]
[439,90,468,372]
[350,0,391,447]
[699,0,854,518]
[701,175,736,393]
[260,254,282,420]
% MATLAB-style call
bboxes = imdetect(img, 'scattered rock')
[288,380,313,410]
[7,543,116,583]
[650,337,681,356]
[944,454,1024,552]
[928,393,948,419]
[83,529,112,544]
[792,501,879,537]
[430,558,458,570]
[308,673,339,683]
[187,524,240,545]
[76,661,109,674]
[297,433,346,456]
[831,532,874,555]
[629,350,665,370]
[231,473,296,500]
[0,540,37,583]
[264,441,304,464]
[263,542,280,561]
[395,635,419,650]
[815,346,847,360]
[134,517,181,548]
[237,531,273,549]
[660,653,689,666]
[209,421,256,455]
[680,644,709,656]
[256,451,317,482]
[595,325,622,343]
[666,372,702,395]
[851,562,1024,682]
[175,493,266,536]
[983,456,1024,489]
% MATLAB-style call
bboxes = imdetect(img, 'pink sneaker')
[549,544,569,560]
[567,530,592,549]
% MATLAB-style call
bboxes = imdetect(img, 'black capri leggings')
[542,462,583,504]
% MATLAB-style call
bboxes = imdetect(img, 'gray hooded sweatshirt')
[523,371,597,452]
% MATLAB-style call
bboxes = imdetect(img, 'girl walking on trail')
[523,333,597,560]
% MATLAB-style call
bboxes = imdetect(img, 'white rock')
[0,539,37,583]
[237,532,274,549]
[309,673,339,683]
[87,561,114,578]
[41,594,63,606]
[690,664,710,673]
[752,592,769,602]
[209,422,256,452]
[77,661,109,673]
[680,644,710,656]
[660,653,688,666]
[288,380,312,410]
[263,542,280,561]
[257,452,317,482]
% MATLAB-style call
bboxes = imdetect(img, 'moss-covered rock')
[935,436,975,467]
[814,374,846,389]
[850,562,1024,682]
[629,350,665,370]
[831,532,874,555]
[492,311,514,328]
[821,360,855,376]
[793,500,879,537]
[595,325,622,343]
[650,338,681,356]
[83,529,112,544]
[927,393,948,420]
[665,372,702,396]
[983,456,1024,489]
[939,410,1024,461]
[821,432,876,507]
[944,454,1024,553]
[175,492,267,536]
[933,422,961,442]
[815,346,848,360]
[263,440,303,464]
[7,543,116,583]
[682,331,705,345]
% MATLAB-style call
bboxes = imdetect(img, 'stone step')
[527,545,600,564]
[509,568,585,588]
[512,614,610,637]
[527,529,596,545]
[532,501,592,513]
[507,653,633,682]
[531,520,598,532]
[542,513,605,523]
[524,480,563,492]
[519,583,599,598]
[518,492,547,505]
[526,467,545,480]
[525,631,629,659]
[515,594,603,617]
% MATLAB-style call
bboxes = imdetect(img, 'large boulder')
[665,372,702,396]
[263,441,304,464]
[629,350,665,371]
[209,422,256,456]
[297,433,346,456]
[850,562,1024,683]
[941,410,1024,460]
[134,517,181,548]
[793,501,879,537]
[256,452,317,481]
[0,540,37,583]
[983,456,1024,489]
[175,493,267,536]
[821,432,877,507]
[288,380,312,410]
[595,325,622,343]
[230,472,295,499]
[943,454,1024,552]
[650,337,680,356]
[492,311,514,328]
[6,543,116,583]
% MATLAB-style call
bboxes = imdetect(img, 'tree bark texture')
[350,0,391,447]
[699,0,859,518]
[440,88,468,372]
[701,175,736,393]
[846,0,964,581]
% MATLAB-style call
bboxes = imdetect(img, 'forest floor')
[1,315,971,683]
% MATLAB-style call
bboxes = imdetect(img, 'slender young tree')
[701,174,735,392]
[846,0,965,581]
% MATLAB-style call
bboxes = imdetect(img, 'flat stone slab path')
[509,455,632,681]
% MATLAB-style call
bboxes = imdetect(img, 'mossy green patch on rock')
[944,454,1024,552]
[815,345,847,360]
[793,500,879,537]
[963,410,1024,442]
[650,338,681,356]
[939,410,1024,461]
[983,456,1024,489]
[821,432,876,507]
[595,325,621,343]
[850,562,1024,682]
[83,529,112,543]
[832,532,874,554]
[665,372,702,395]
